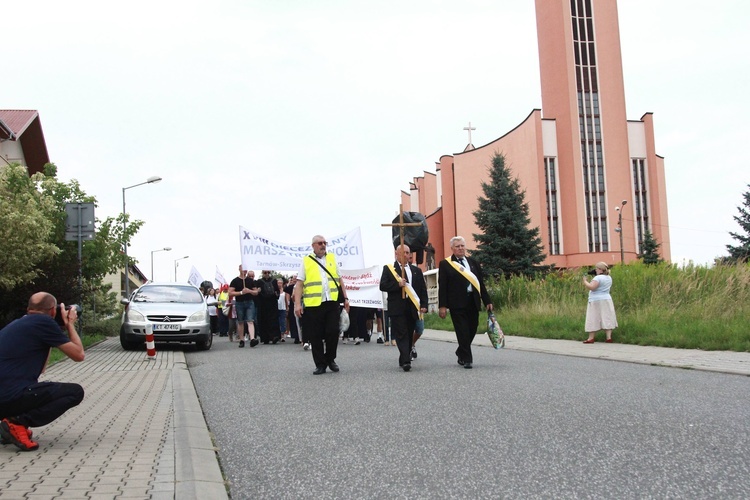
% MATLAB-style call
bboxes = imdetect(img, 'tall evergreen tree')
[726,184,750,262]
[639,230,662,265]
[471,153,548,278]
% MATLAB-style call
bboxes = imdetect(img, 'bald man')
[0,292,85,451]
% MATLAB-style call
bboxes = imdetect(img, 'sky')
[4,0,749,284]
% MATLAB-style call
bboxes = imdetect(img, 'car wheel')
[196,333,213,351]
[120,329,142,351]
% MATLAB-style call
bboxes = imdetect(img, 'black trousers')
[0,381,84,428]
[258,300,280,342]
[300,301,340,368]
[450,296,480,363]
[390,314,417,367]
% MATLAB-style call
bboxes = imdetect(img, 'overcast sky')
[4,0,749,283]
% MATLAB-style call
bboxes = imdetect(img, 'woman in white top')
[582,261,618,344]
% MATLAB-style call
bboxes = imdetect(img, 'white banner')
[341,266,383,308]
[239,226,365,272]
[188,266,204,287]
[215,266,227,285]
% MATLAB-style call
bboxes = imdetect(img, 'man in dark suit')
[380,245,428,372]
[438,236,493,369]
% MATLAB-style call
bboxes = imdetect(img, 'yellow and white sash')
[386,264,421,314]
[446,258,480,291]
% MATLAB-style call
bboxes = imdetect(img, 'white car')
[120,283,212,351]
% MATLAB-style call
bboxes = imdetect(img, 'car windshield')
[132,285,204,304]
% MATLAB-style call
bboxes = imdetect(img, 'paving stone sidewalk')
[0,338,227,500]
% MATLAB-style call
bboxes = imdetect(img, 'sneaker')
[238,340,245,348]
[303,342,311,351]
[0,426,32,445]
[354,338,361,345]
[0,419,38,451]
[250,338,260,347]
[376,337,384,344]
[411,347,418,360]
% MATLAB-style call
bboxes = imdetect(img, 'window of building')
[544,157,561,255]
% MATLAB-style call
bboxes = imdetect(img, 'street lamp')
[150,247,172,281]
[614,199,628,264]
[122,176,162,297]
[174,256,189,282]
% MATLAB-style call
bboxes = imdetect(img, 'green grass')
[424,261,750,352]
[47,317,120,366]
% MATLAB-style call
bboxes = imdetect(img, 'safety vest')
[218,290,228,308]
[302,253,341,307]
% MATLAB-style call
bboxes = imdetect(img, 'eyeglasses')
[314,241,328,246]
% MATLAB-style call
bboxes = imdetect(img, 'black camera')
[587,269,598,276]
[55,304,82,327]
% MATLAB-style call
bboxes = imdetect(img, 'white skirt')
[585,299,618,332]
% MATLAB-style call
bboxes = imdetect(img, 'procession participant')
[438,236,493,369]
[379,245,428,372]
[294,235,350,375]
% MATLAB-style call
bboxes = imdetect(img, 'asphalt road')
[187,336,750,499]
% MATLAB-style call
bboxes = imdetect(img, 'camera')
[587,269,598,276]
[55,304,82,327]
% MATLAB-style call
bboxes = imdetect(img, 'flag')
[215,266,227,285]
[188,266,204,287]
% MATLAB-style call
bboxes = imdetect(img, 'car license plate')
[153,324,181,331]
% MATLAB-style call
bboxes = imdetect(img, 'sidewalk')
[423,329,750,376]
[2,334,748,500]
[0,338,227,500]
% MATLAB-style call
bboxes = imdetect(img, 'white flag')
[188,266,204,287]
[215,266,227,285]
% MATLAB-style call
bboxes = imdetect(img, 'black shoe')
[313,366,326,375]
[457,358,464,366]
[250,338,259,347]
[272,337,280,344]
[294,339,301,344]
[328,362,340,372]
[376,337,384,344]
[238,340,245,348]
[402,363,411,372]
[463,362,473,369]
[411,347,417,360]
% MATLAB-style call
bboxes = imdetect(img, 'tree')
[639,230,662,265]
[471,153,549,278]
[0,163,59,290]
[726,184,750,262]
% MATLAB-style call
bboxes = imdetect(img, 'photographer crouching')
[0,292,85,451]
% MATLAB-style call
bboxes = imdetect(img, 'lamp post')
[614,199,628,264]
[174,256,189,282]
[150,247,172,281]
[122,176,162,297]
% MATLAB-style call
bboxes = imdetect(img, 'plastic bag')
[339,309,350,333]
[486,313,505,349]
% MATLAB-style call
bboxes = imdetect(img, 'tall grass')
[424,261,750,352]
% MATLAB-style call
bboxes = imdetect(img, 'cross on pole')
[463,121,476,145]
[382,204,422,297]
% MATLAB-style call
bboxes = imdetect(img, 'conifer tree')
[471,153,548,278]
[726,184,750,262]
[639,230,662,265]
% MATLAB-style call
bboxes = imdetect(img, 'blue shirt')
[588,275,613,302]
[0,314,70,403]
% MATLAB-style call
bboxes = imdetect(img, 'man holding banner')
[379,245,428,372]
[294,235,350,375]
[438,236,493,369]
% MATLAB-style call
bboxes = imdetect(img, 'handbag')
[308,255,345,304]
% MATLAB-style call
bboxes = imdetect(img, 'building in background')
[0,109,50,175]
[401,0,670,269]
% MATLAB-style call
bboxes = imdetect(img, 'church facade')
[401,0,670,269]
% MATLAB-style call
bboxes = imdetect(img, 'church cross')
[463,121,476,144]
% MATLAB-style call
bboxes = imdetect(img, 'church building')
[401,0,670,269]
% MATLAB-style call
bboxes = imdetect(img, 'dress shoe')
[313,366,326,375]
[402,363,411,372]
[463,362,473,369]
[605,339,613,343]
[583,339,595,344]
[457,358,465,366]
[328,362,340,372]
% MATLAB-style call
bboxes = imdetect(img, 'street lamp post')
[122,176,162,297]
[150,247,172,281]
[614,199,628,264]
[174,256,189,282]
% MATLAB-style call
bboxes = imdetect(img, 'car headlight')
[189,311,206,322]
[126,309,146,322]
